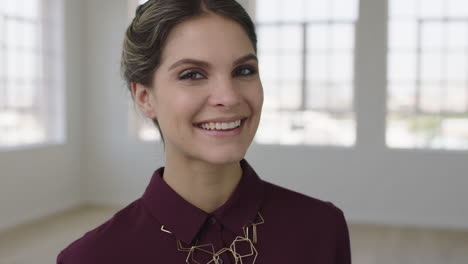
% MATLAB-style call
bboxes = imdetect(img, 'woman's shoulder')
[259,180,349,249]
[257,180,350,263]
[56,199,147,263]
[261,180,346,220]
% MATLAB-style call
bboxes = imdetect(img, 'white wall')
[0,0,84,232]
[80,0,166,207]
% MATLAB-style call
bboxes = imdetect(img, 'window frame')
[0,0,65,151]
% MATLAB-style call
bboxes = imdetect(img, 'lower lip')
[195,120,245,138]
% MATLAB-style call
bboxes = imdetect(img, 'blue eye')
[179,71,204,80]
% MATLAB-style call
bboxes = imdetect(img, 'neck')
[163,156,243,213]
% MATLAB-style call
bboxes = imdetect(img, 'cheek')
[158,90,204,124]
[258,85,264,107]
[248,84,264,111]
[178,92,205,114]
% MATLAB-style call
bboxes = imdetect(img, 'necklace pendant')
[167,212,264,264]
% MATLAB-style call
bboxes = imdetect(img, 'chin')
[197,148,247,166]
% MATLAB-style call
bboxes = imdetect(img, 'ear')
[132,82,157,119]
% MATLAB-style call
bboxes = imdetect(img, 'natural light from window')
[0,0,64,149]
[387,0,468,150]
[254,0,358,146]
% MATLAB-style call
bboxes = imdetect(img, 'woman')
[57,0,351,263]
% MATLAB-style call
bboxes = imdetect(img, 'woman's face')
[139,13,263,166]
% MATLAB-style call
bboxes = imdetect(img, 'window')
[387,0,468,150]
[0,0,65,148]
[254,0,358,146]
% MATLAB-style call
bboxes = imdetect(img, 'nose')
[208,77,241,109]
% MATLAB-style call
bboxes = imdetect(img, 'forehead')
[160,13,255,66]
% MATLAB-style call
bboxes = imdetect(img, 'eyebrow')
[168,53,258,71]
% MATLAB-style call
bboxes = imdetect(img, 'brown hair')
[121,0,257,141]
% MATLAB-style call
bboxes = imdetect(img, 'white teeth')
[199,120,241,131]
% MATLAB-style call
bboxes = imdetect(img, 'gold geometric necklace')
[161,212,264,264]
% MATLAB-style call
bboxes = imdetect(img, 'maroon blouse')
[57,160,351,263]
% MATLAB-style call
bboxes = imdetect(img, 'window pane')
[306,82,328,109]
[22,51,40,80]
[256,0,281,23]
[255,112,282,144]
[18,82,36,108]
[279,25,302,52]
[388,83,417,112]
[6,19,22,48]
[330,83,353,110]
[388,114,468,150]
[256,110,356,146]
[255,1,357,146]
[258,54,279,80]
[420,83,442,113]
[23,0,40,18]
[305,0,329,20]
[7,49,22,80]
[331,24,354,51]
[279,81,302,109]
[421,52,443,81]
[331,0,359,20]
[445,84,468,112]
[280,0,304,22]
[303,112,355,146]
[280,54,302,80]
[419,0,444,18]
[257,26,280,52]
[448,0,468,17]
[5,0,27,17]
[22,23,39,50]
[421,22,444,50]
[262,80,281,109]
[331,53,353,81]
[389,21,417,50]
[390,0,418,18]
[307,54,328,81]
[447,22,468,50]
[307,25,329,51]
[306,81,352,111]
[387,3,468,150]
[438,117,468,149]
[0,110,45,146]
[445,52,467,81]
[388,51,416,82]
[1,0,64,148]
[387,115,433,149]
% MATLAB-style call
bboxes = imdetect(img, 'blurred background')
[0,0,467,263]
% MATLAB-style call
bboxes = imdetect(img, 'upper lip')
[194,116,247,125]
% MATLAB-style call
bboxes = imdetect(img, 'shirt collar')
[141,159,265,245]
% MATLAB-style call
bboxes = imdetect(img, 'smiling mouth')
[194,118,246,131]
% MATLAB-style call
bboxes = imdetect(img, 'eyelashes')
[178,71,204,80]
[178,65,258,81]
[234,66,257,76]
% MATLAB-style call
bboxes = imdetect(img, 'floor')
[0,205,467,264]
[0,205,119,264]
